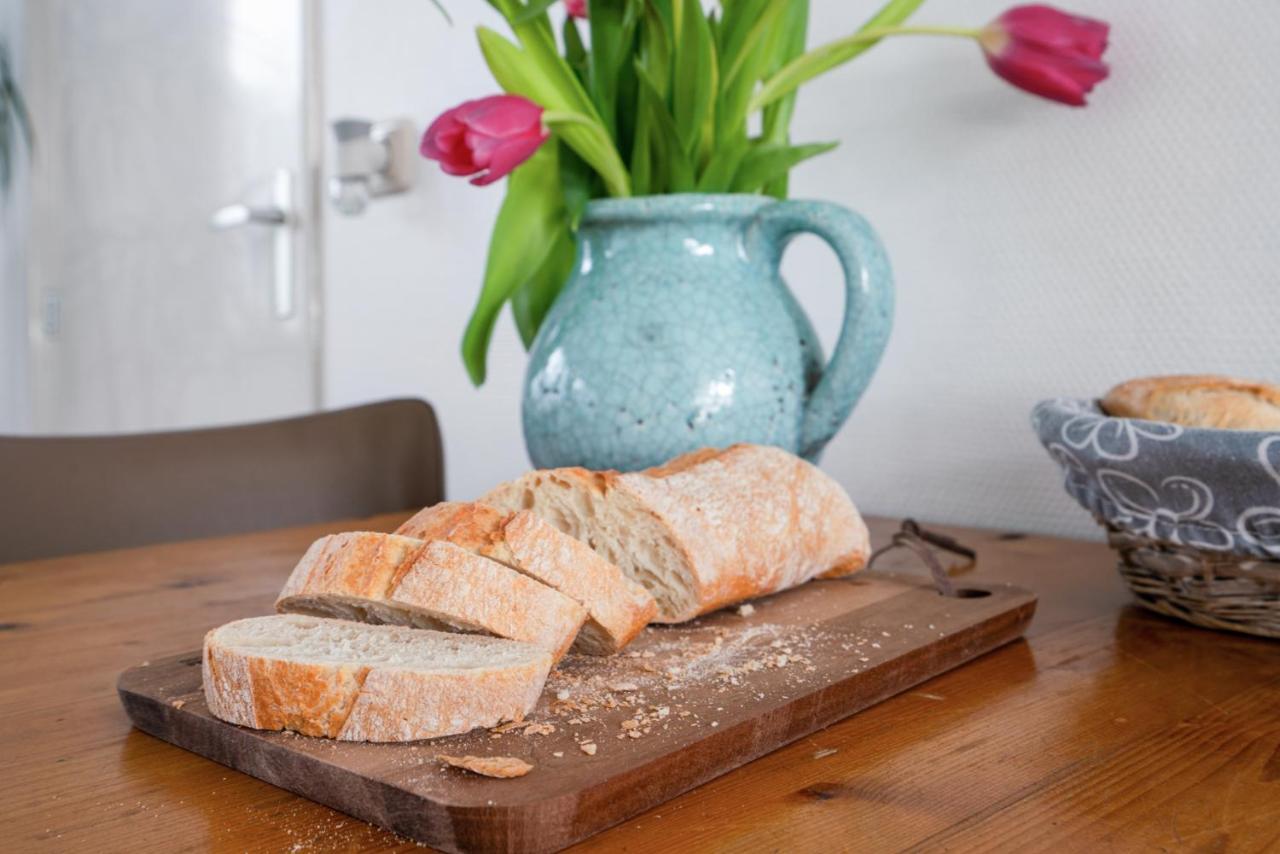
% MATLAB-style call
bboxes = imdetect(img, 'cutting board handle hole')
[948,588,991,599]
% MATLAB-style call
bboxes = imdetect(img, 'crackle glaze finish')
[522,194,893,472]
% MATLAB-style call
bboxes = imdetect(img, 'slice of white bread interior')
[396,502,656,654]
[275,532,587,661]
[481,444,870,623]
[203,614,552,742]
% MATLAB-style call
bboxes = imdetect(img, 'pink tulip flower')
[565,0,587,19]
[420,95,548,186]
[980,5,1110,106]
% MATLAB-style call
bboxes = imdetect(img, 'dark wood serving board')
[118,571,1036,853]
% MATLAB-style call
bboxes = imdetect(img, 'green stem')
[868,24,981,38]
[490,0,601,120]
[749,24,983,113]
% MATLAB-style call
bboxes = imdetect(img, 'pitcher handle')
[745,200,894,458]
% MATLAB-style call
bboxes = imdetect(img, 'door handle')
[209,203,288,229]
[209,168,296,320]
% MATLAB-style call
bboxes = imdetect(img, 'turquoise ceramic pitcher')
[522,194,893,471]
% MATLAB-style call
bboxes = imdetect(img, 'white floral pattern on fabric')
[1261,435,1280,485]
[1047,442,1090,492]
[1032,399,1280,560]
[1236,436,1280,557]
[1060,404,1182,462]
[1097,470,1233,550]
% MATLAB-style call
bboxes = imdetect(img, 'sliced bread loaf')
[202,614,552,742]
[275,532,587,661]
[396,502,657,654]
[481,444,870,623]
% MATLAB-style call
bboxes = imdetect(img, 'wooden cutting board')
[118,571,1035,853]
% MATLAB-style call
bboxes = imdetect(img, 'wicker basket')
[1106,525,1280,638]
[1033,398,1280,640]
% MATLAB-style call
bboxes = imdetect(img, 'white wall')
[323,0,1280,540]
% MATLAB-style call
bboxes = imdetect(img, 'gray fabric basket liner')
[1032,398,1280,560]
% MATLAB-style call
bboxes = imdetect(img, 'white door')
[12,0,321,433]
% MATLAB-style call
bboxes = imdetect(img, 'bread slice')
[1102,374,1280,431]
[202,614,551,742]
[481,444,870,623]
[395,502,657,654]
[275,532,587,661]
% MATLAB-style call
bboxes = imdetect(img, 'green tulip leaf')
[562,15,588,83]
[731,140,838,194]
[514,0,561,25]
[696,134,748,192]
[461,144,567,385]
[672,0,716,158]
[635,62,694,191]
[511,225,575,348]
[759,1,808,197]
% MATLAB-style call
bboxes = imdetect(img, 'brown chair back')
[0,398,444,563]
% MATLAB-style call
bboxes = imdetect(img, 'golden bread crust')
[1102,374,1280,431]
[275,532,586,661]
[397,502,656,654]
[202,616,552,742]
[483,444,869,623]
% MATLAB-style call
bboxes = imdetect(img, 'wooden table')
[4,515,1278,852]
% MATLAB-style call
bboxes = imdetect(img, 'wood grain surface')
[4,514,1279,852]
[117,571,1035,853]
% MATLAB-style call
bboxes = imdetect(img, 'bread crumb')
[580,742,597,756]
[552,751,564,758]
[492,720,529,734]
[437,754,533,778]
[556,689,571,701]
[170,699,186,709]
[523,723,555,736]
[737,604,755,617]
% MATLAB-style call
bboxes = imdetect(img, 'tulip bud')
[420,95,549,186]
[980,5,1110,106]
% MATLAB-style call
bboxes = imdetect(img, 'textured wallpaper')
[323,0,1280,542]
[781,0,1280,539]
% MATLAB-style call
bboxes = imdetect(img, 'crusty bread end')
[1102,374,1280,431]
[481,444,869,622]
[203,614,552,742]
